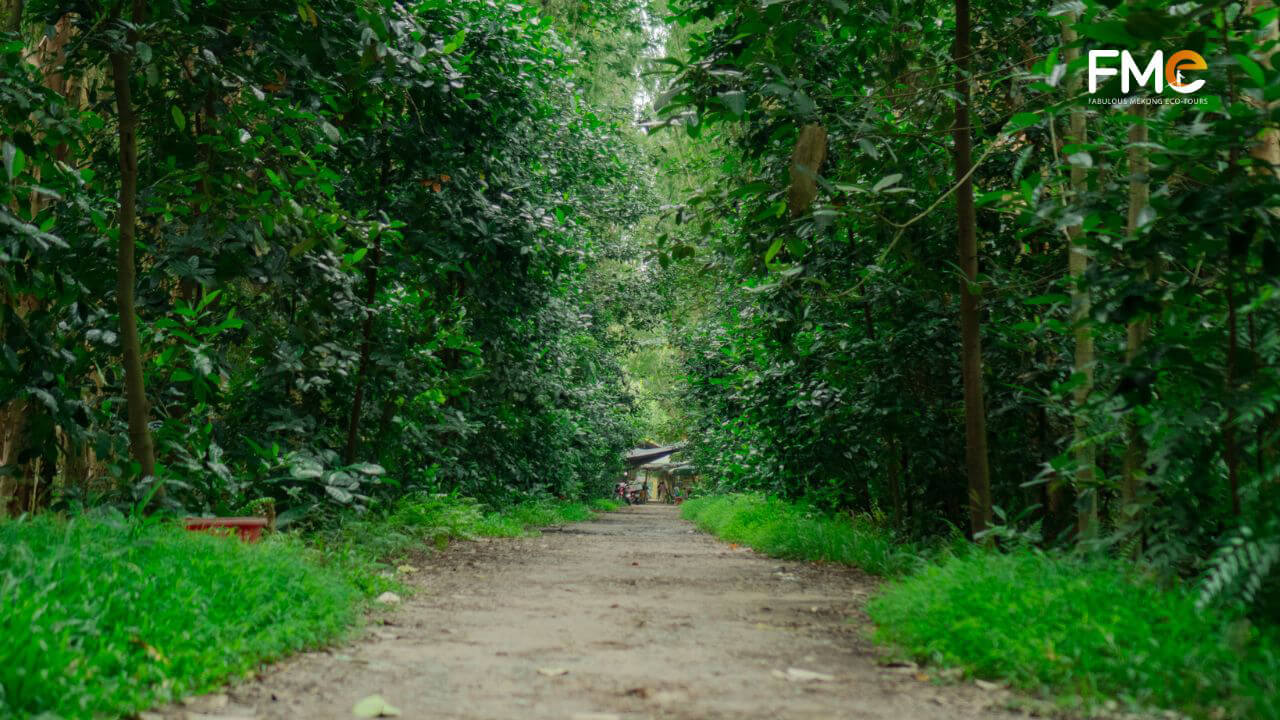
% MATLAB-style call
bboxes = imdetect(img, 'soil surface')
[160,504,1028,720]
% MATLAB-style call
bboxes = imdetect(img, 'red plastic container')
[183,517,268,543]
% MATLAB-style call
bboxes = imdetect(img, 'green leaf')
[442,29,466,54]
[171,106,186,132]
[3,142,20,180]
[718,91,746,116]
[1234,54,1266,88]
[320,121,341,143]
[1006,113,1040,133]
[764,236,784,264]
[1078,21,1137,46]
[872,173,902,193]
[1124,10,1173,41]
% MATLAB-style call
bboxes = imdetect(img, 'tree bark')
[1061,13,1097,539]
[953,0,992,539]
[110,0,157,480]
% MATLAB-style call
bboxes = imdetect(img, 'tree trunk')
[343,230,384,464]
[1061,13,1097,539]
[953,0,992,539]
[110,0,157,480]
[343,158,392,464]
[1,0,26,514]
[1120,100,1151,540]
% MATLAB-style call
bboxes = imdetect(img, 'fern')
[1197,525,1280,612]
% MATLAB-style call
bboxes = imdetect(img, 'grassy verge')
[680,493,924,576]
[313,494,622,594]
[682,493,1280,719]
[0,494,616,718]
[870,549,1279,718]
[0,517,357,718]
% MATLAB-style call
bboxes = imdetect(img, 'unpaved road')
[171,505,1026,720]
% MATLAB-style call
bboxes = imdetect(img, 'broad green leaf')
[1006,113,1040,133]
[442,29,466,54]
[764,236,784,264]
[872,174,902,192]
[1234,54,1266,88]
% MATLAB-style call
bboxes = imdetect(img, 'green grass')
[680,493,923,576]
[0,516,357,718]
[684,493,1280,719]
[0,494,617,718]
[311,494,617,594]
[869,550,1280,719]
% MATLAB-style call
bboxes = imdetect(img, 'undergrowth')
[0,493,616,718]
[312,493,618,594]
[0,516,356,718]
[869,550,1280,719]
[680,493,925,576]
[684,493,1280,719]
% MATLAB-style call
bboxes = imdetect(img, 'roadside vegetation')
[654,0,1280,715]
[4,0,1280,715]
[685,493,1280,718]
[871,549,1280,719]
[681,493,925,576]
[3,0,649,712]
[0,495,617,718]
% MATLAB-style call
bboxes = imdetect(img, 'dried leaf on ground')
[352,694,401,718]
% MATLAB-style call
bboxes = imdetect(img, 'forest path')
[179,505,1024,720]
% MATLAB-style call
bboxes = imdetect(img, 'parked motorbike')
[625,481,648,505]
[615,480,647,505]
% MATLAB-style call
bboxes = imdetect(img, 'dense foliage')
[1,0,655,520]
[653,0,1280,616]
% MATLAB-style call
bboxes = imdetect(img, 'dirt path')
[174,505,1025,720]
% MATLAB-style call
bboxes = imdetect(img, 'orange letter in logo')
[1165,50,1207,94]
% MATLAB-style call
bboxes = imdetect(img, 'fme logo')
[1088,49,1208,94]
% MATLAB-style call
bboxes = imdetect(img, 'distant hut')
[622,443,685,503]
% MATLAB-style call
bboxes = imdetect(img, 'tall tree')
[1061,12,1095,539]
[109,0,157,480]
[1121,102,1151,536]
[953,0,991,538]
